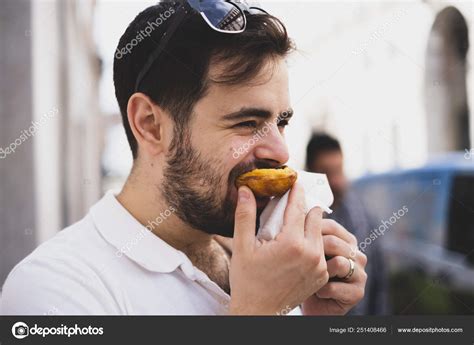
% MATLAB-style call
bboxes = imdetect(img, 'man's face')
[309,151,347,205]
[160,58,291,237]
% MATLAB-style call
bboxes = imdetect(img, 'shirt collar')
[90,191,190,274]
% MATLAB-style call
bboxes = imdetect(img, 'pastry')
[235,166,297,197]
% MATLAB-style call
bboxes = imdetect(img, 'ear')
[126,93,166,158]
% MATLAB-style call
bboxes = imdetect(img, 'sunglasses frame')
[134,0,267,92]
[197,2,246,34]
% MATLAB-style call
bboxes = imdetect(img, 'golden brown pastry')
[235,166,297,197]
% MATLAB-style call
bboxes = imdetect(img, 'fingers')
[282,182,306,236]
[233,186,257,254]
[214,235,233,253]
[321,222,367,267]
[321,219,358,247]
[323,235,354,258]
[326,256,352,279]
[316,281,365,305]
[356,250,368,268]
[304,207,323,241]
[327,255,365,282]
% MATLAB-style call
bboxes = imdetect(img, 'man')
[306,132,388,314]
[1,1,367,315]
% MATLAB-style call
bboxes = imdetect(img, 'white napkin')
[256,170,334,241]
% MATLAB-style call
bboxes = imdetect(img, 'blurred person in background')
[306,132,389,315]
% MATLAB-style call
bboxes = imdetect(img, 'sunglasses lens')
[198,1,245,32]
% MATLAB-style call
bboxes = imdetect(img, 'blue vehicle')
[352,153,474,314]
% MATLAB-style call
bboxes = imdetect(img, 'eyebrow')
[221,107,294,122]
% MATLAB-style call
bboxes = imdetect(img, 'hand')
[228,183,329,315]
[302,219,368,315]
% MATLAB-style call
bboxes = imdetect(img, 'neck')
[116,170,213,252]
[116,166,231,294]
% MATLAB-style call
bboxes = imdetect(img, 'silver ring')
[343,258,355,280]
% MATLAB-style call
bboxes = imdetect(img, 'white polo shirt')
[1,191,302,315]
[1,191,234,315]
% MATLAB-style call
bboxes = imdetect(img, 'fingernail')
[238,187,250,202]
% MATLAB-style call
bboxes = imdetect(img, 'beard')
[160,127,274,237]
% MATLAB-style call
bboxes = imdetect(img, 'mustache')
[228,160,282,186]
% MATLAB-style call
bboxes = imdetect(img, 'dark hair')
[305,132,342,170]
[113,2,294,159]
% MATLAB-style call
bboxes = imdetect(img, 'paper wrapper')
[256,170,334,241]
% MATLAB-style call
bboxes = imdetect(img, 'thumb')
[233,186,257,253]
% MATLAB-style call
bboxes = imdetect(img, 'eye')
[277,120,290,128]
[234,121,258,129]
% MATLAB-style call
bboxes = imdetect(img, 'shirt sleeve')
[1,257,120,315]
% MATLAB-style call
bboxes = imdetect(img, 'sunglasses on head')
[134,0,267,92]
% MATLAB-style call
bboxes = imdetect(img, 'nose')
[253,123,289,166]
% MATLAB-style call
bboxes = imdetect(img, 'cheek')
[229,136,257,161]
[205,139,244,179]
[218,137,260,185]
